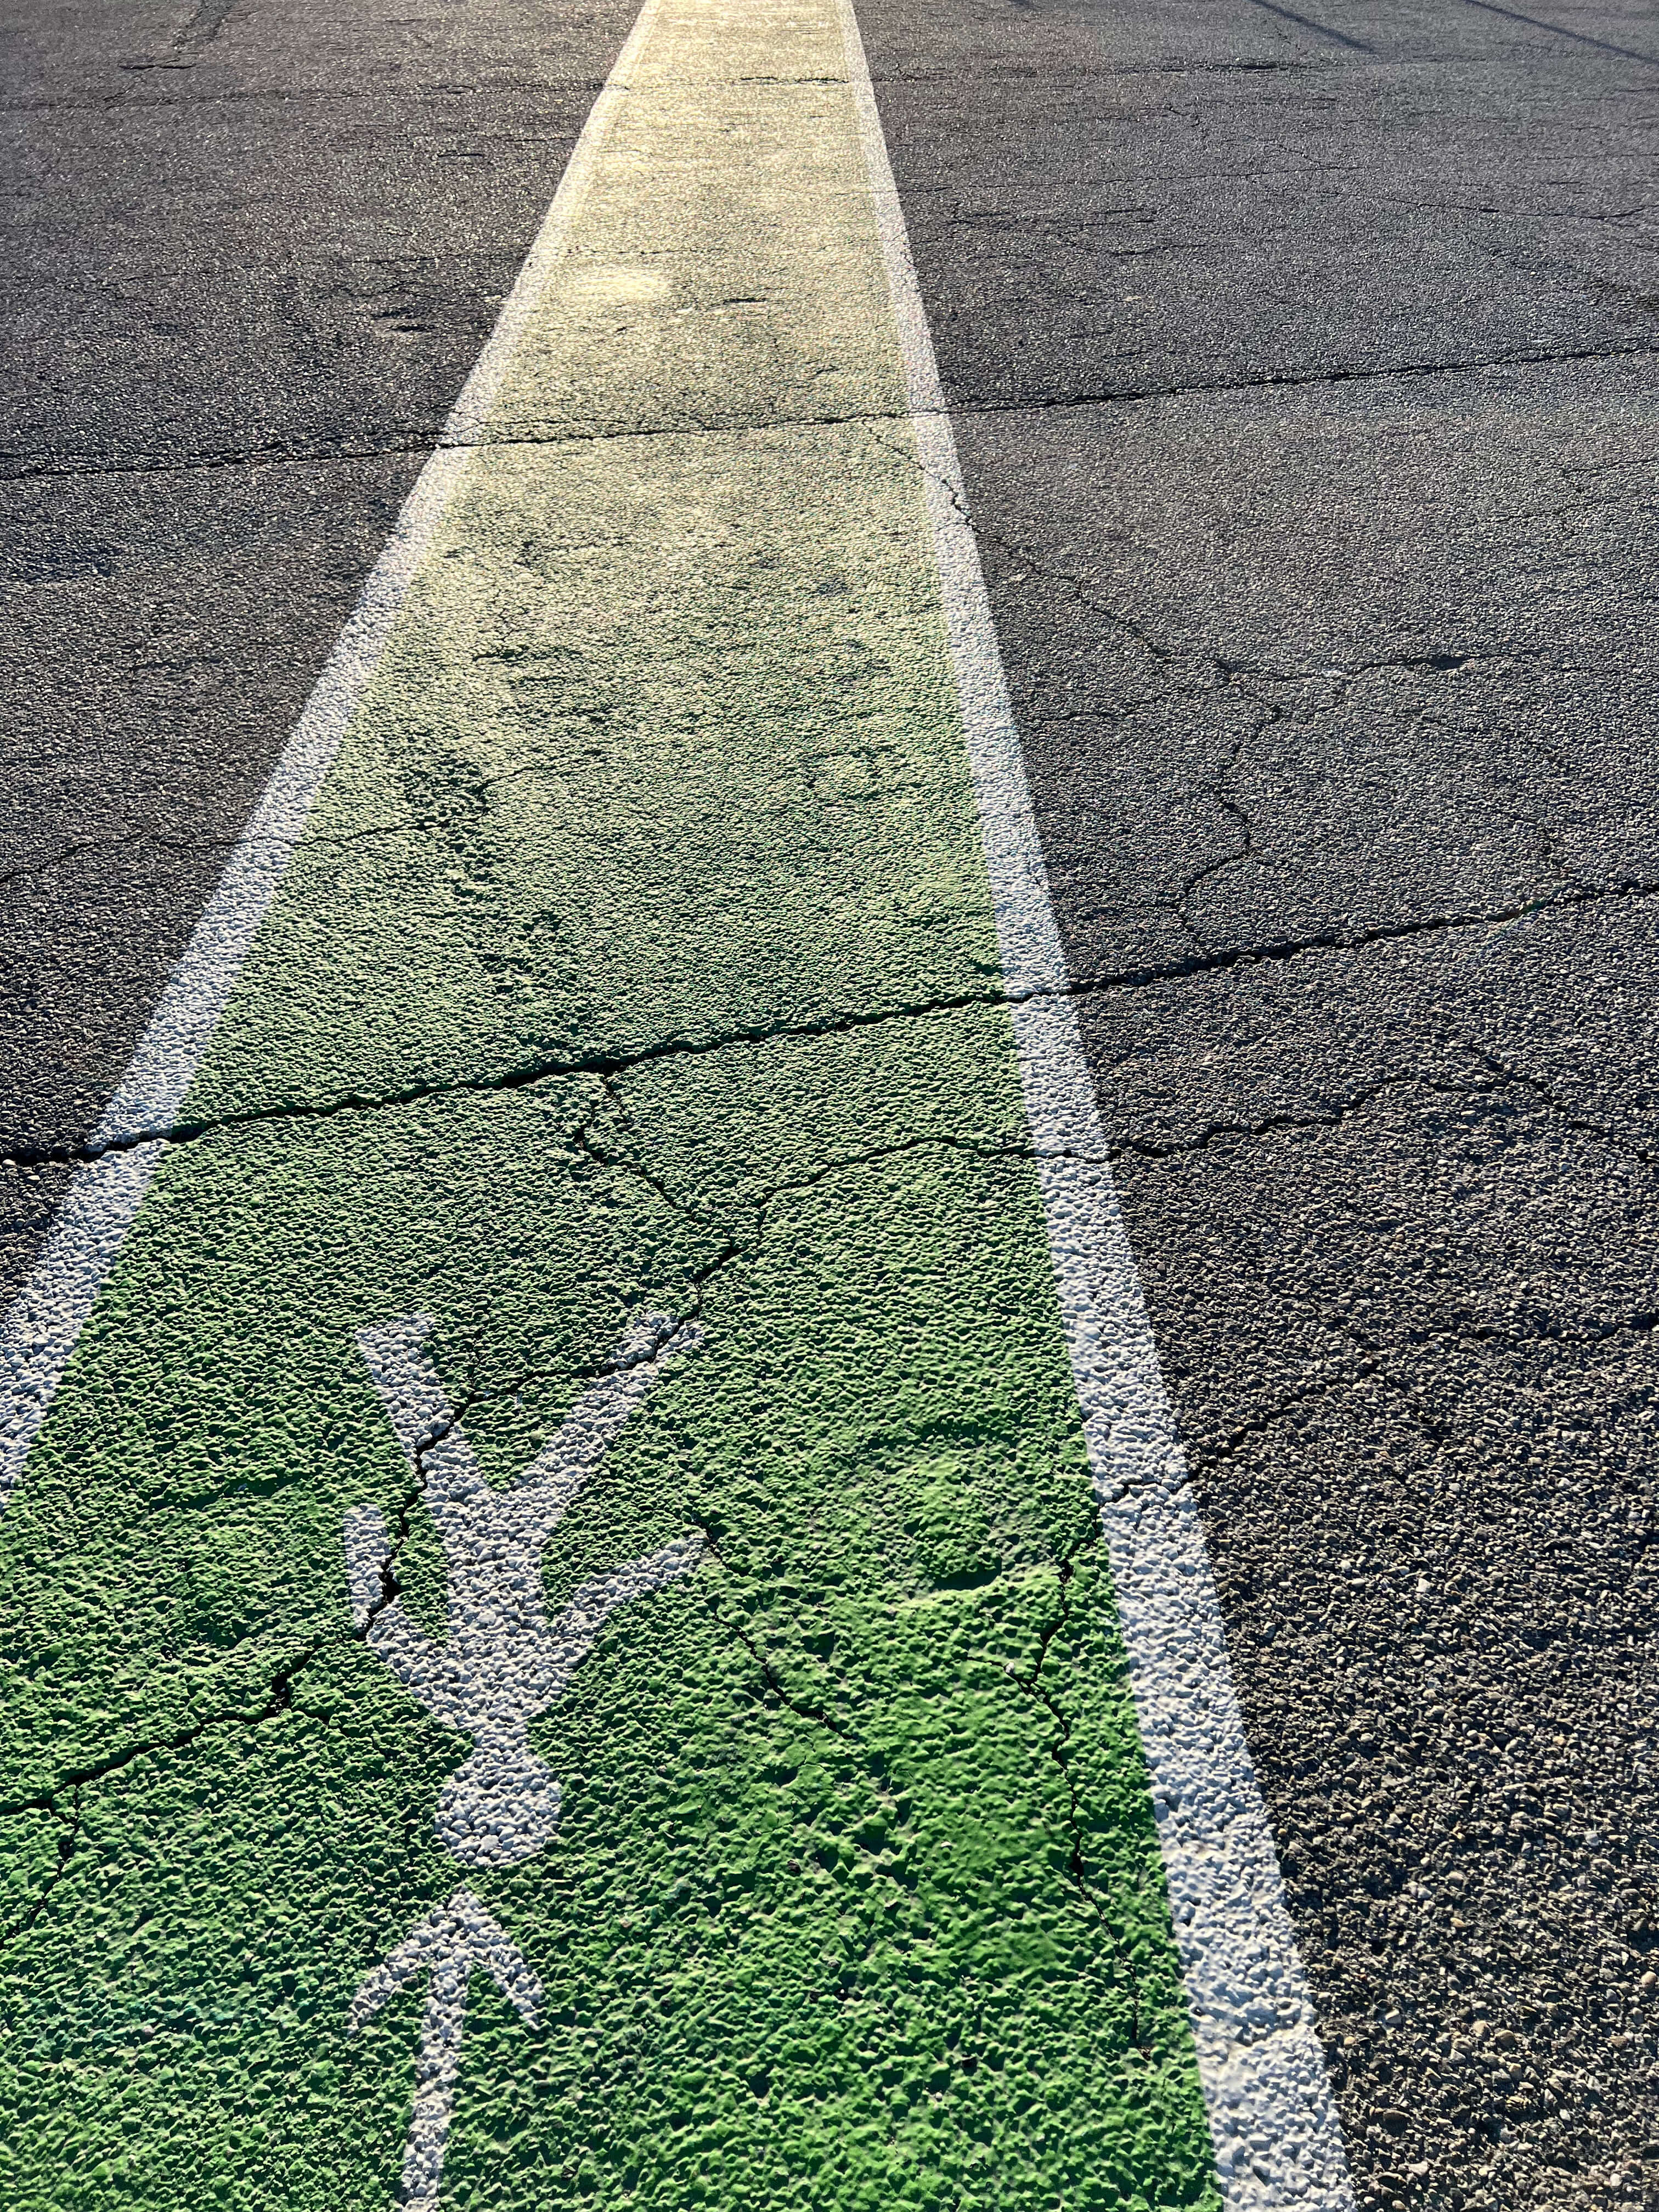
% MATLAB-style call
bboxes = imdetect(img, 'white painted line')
[348,1309,703,1869]
[835,7,1359,2204]
[0,0,665,1513]
[349,1886,541,2210]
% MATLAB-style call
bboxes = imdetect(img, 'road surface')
[2,4,1656,2210]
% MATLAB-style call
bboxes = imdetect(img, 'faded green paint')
[0,3,1220,2207]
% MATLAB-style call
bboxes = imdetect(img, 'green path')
[0,3,1221,2205]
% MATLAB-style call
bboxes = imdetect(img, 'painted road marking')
[350,1308,704,1869]
[833,10,1354,2203]
[0,0,668,1513]
[348,1888,542,2210]
[1,2,1352,2208]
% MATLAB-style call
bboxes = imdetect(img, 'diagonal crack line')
[10,868,1659,1172]
[0,1644,331,1864]
[1006,1538,1146,2046]
[0,1402,510,1866]
[872,417,1175,671]
[1462,1037,1659,1166]
[691,1523,852,1736]
[1184,1360,1371,1475]
[0,826,256,895]
[572,1080,1041,1334]
[578,1077,1032,1229]
[1237,1241,1659,1448]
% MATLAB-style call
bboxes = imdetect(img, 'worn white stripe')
[0,0,665,1511]
[835,6,1358,2204]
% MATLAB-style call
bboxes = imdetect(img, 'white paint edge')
[836,7,1358,2205]
[0,0,665,1512]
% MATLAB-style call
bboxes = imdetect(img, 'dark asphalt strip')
[861,1,1659,2208]
[0,0,640,1305]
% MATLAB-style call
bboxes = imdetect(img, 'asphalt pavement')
[3,3,1657,2210]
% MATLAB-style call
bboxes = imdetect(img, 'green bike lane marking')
[0,2,1353,2207]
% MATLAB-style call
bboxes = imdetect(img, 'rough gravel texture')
[5,0,1658,2206]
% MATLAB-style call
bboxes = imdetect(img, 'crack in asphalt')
[1107,1034,1658,1193]
[1462,1037,1659,1167]
[1,76,610,117]
[6,334,1655,487]
[8,867,1659,1172]
[1184,1361,1362,1476]
[0,827,249,896]
[876,420,1617,972]
[13,858,1659,1177]
[1183,1281,1659,1485]
[693,1525,853,1738]
[1007,1541,1148,2045]
[574,1071,1034,1239]
[558,1110,1164,1989]
[0,1784,83,1949]
[0,1364,493,1942]
[173,0,238,52]
[0,1646,326,1945]
[1177,724,1261,928]
[1107,1060,1505,1169]
[695,1516,1149,2025]
[1203,1262,1659,1499]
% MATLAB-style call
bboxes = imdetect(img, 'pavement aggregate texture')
[0,1,1347,2206]
[3,0,1656,2210]
[853,1,1659,2207]
[0,0,641,1297]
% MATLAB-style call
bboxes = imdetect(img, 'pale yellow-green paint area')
[189,0,975,1122]
[489,0,909,442]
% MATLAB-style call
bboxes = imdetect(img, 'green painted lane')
[0,2,1221,2206]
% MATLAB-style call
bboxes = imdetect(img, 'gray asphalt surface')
[0,0,637,1292]
[4,2,1657,2209]
[859,1,1659,2205]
